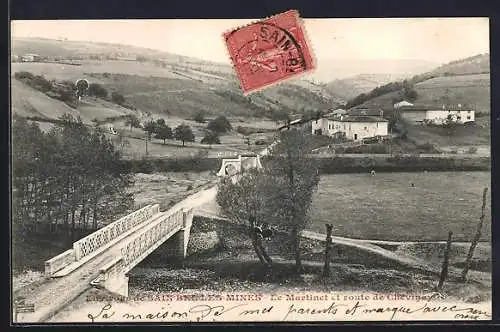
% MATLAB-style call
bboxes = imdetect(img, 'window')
[457,116,461,120]
[364,126,367,130]
[467,116,471,120]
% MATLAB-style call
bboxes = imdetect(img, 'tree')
[207,115,232,134]
[443,114,458,136]
[201,130,221,145]
[155,124,173,144]
[124,114,141,131]
[174,124,195,146]
[194,110,206,123]
[11,114,134,257]
[143,120,156,141]
[266,130,321,273]
[156,118,166,126]
[216,169,273,266]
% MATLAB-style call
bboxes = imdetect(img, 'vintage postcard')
[10,16,491,323]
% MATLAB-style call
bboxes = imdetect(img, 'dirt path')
[302,230,491,286]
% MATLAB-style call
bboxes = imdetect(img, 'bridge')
[13,154,262,323]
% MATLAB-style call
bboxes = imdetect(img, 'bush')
[32,75,53,92]
[14,71,35,80]
[207,116,232,134]
[88,83,108,98]
[111,91,126,105]
[201,130,221,145]
[193,110,206,123]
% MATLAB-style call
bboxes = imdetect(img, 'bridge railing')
[120,208,187,272]
[73,204,160,261]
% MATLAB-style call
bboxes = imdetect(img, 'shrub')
[111,91,126,105]
[193,110,206,123]
[207,116,232,134]
[32,75,53,92]
[14,71,35,80]
[88,83,108,98]
[201,130,221,145]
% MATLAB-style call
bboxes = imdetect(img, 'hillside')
[11,37,344,122]
[357,53,490,112]
[345,54,491,150]
[325,73,409,100]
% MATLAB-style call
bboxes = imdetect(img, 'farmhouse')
[398,104,475,125]
[312,113,388,141]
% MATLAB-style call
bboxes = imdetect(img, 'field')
[130,171,218,210]
[405,117,490,148]
[414,74,491,114]
[309,171,491,241]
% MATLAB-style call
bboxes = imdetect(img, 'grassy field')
[405,117,490,148]
[130,171,218,210]
[309,171,491,241]
[414,74,490,114]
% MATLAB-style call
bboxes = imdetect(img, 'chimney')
[380,110,383,118]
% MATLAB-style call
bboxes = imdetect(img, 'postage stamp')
[224,10,315,94]
[10,17,491,324]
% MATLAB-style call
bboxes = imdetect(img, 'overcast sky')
[12,18,489,65]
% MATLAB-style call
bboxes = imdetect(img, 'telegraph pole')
[145,137,148,156]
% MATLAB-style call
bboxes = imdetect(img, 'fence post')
[437,231,453,290]
[323,224,333,277]
[461,187,488,282]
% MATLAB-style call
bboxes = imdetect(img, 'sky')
[11,18,489,65]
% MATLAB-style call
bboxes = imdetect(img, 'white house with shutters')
[312,114,388,141]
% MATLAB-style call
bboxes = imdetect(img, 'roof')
[348,108,385,116]
[399,104,473,111]
[277,118,310,130]
[338,116,388,123]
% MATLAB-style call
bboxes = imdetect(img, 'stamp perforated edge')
[222,9,318,95]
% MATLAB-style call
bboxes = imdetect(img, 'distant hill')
[324,73,409,100]
[308,58,439,83]
[11,37,345,122]
[354,53,490,113]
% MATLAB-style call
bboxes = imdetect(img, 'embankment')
[118,155,490,174]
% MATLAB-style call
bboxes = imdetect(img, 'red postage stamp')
[224,10,315,95]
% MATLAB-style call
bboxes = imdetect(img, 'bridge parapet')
[120,207,192,273]
[44,249,75,276]
[73,204,160,261]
